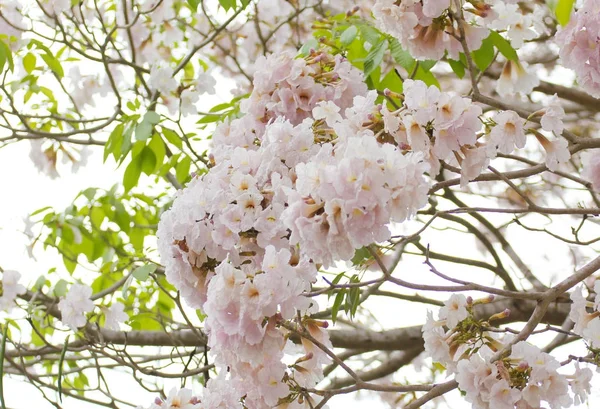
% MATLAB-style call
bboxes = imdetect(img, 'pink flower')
[582,150,600,191]
[540,94,565,135]
[489,110,527,154]
[555,0,600,98]
[496,60,540,97]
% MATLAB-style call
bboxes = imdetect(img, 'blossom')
[58,284,95,331]
[162,388,201,409]
[540,94,566,135]
[312,101,342,127]
[555,0,600,98]
[148,65,178,94]
[496,60,540,97]
[0,270,26,311]
[29,141,59,179]
[196,70,216,95]
[569,363,593,405]
[540,137,570,172]
[438,294,469,329]
[582,150,600,191]
[180,89,199,116]
[103,302,128,330]
[460,145,490,188]
[488,110,527,154]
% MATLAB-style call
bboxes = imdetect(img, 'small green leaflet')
[471,36,495,71]
[187,0,200,10]
[132,264,157,281]
[555,0,575,26]
[364,39,388,77]
[340,26,358,47]
[488,31,519,62]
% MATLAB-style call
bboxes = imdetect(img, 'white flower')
[148,65,178,94]
[0,270,26,311]
[180,89,199,116]
[496,60,540,97]
[489,379,521,409]
[58,284,95,331]
[542,137,570,172]
[582,318,600,349]
[507,14,537,48]
[460,145,490,188]
[196,71,216,95]
[29,141,59,179]
[489,110,527,154]
[103,302,128,330]
[438,294,469,329]
[162,387,201,409]
[540,94,565,135]
[312,101,342,127]
[569,363,593,405]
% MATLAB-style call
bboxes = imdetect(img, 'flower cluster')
[555,0,600,98]
[135,387,202,409]
[425,294,593,409]
[372,0,545,62]
[570,282,600,348]
[380,80,571,184]
[57,284,127,331]
[58,284,95,331]
[456,342,591,409]
[0,270,26,311]
[157,49,430,408]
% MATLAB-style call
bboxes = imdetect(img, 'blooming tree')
[2,0,600,408]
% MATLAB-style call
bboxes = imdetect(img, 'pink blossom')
[555,0,600,98]
[489,110,527,154]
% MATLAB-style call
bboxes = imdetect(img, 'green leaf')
[176,156,191,183]
[555,0,575,26]
[135,121,153,141]
[0,325,8,409]
[41,53,64,78]
[30,206,52,216]
[143,111,160,125]
[53,279,68,297]
[389,38,415,71]
[218,0,236,11]
[414,65,440,89]
[187,0,200,10]
[351,247,372,266]
[379,69,403,94]
[340,25,358,47]
[132,264,157,281]
[23,53,36,74]
[358,24,382,46]
[140,147,157,175]
[299,38,319,57]
[123,155,143,192]
[58,335,70,402]
[148,134,166,173]
[63,256,77,274]
[162,128,183,149]
[471,36,495,71]
[105,124,124,162]
[121,274,134,299]
[448,59,466,79]
[364,39,388,78]
[331,290,345,324]
[420,60,437,72]
[488,31,519,62]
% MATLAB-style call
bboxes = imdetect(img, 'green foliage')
[487,31,519,62]
[555,0,575,26]
[471,36,496,71]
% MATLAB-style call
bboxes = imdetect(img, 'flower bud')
[489,308,511,321]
